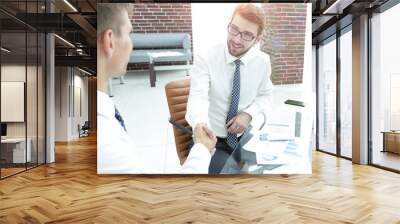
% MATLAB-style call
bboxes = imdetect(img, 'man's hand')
[193,124,217,153]
[226,112,252,134]
[195,123,216,140]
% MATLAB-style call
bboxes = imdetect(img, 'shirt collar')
[97,90,115,119]
[224,42,256,66]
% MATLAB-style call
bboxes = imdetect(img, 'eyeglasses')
[227,24,256,41]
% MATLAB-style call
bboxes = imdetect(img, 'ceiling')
[312,0,392,44]
[0,0,96,75]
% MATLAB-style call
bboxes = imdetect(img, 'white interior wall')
[55,67,68,141]
[54,67,89,141]
[192,3,238,56]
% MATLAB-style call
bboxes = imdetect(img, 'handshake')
[193,123,217,154]
[193,112,252,154]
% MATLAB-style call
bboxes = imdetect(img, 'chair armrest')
[259,112,266,131]
[169,118,193,135]
[238,125,254,150]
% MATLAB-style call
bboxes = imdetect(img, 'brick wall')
[261,4,307,85]
[127,3,307,85]
[128,3,192,70]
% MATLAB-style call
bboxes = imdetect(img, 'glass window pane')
[318,36,337,154]
[27,31,38,169]
[371,3,400,171]
[38,32,45,165]
[1,0,46,179]
[340,28,352,158]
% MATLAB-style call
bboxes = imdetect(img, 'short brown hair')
[231,4,266,36]
[97,3,133,37]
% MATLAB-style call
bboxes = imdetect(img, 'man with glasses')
[186,3,273,174]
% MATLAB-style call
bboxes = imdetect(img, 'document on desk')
[243,137,289,165]
[264,123,295,141]
[256,142,290,165]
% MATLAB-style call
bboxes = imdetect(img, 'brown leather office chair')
[165,79,192,164]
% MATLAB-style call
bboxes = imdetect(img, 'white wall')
[55,66,68,141]
[192,3,236,56]
[55,67,89,141]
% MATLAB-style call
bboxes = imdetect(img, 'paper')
[264,123,295,141]
[243,134,287,153]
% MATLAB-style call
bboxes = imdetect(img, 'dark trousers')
[208,137,241,174]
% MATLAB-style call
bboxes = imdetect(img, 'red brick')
[263,3,306,85]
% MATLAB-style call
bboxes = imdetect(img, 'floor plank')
[0,134,399,223]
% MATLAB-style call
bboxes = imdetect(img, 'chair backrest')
[130,33,191,50]
[165,79,192,164]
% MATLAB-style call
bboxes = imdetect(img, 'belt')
[217,135,242,142]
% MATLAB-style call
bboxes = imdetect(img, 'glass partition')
[339,27,352,158]
[0,0,46,179]
[0,28,28,178]
[317,35,337,155]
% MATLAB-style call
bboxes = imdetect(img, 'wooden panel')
[88,77,97,131]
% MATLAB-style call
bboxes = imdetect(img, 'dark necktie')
[226,59,241,150]
[114,107,127,132]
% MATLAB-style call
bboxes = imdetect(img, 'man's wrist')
[241,111,252,122]
[243,106,257,121]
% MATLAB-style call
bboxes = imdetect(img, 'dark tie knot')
[234,59,241,67]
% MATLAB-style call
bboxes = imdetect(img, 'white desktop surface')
[1,137,31,163]
[1,138,26,143]
[242,131,312,174]
[242,99,315,174]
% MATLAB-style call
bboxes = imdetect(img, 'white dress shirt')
[97,91,211,174]
[186,43,273,138]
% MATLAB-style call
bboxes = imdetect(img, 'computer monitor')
[1,123,7,137]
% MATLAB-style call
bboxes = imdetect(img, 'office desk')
[1,138,31,163]
[220,131,312,174]
[220,108,314,174]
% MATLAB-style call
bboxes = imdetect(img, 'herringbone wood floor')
[0,134,400,223]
